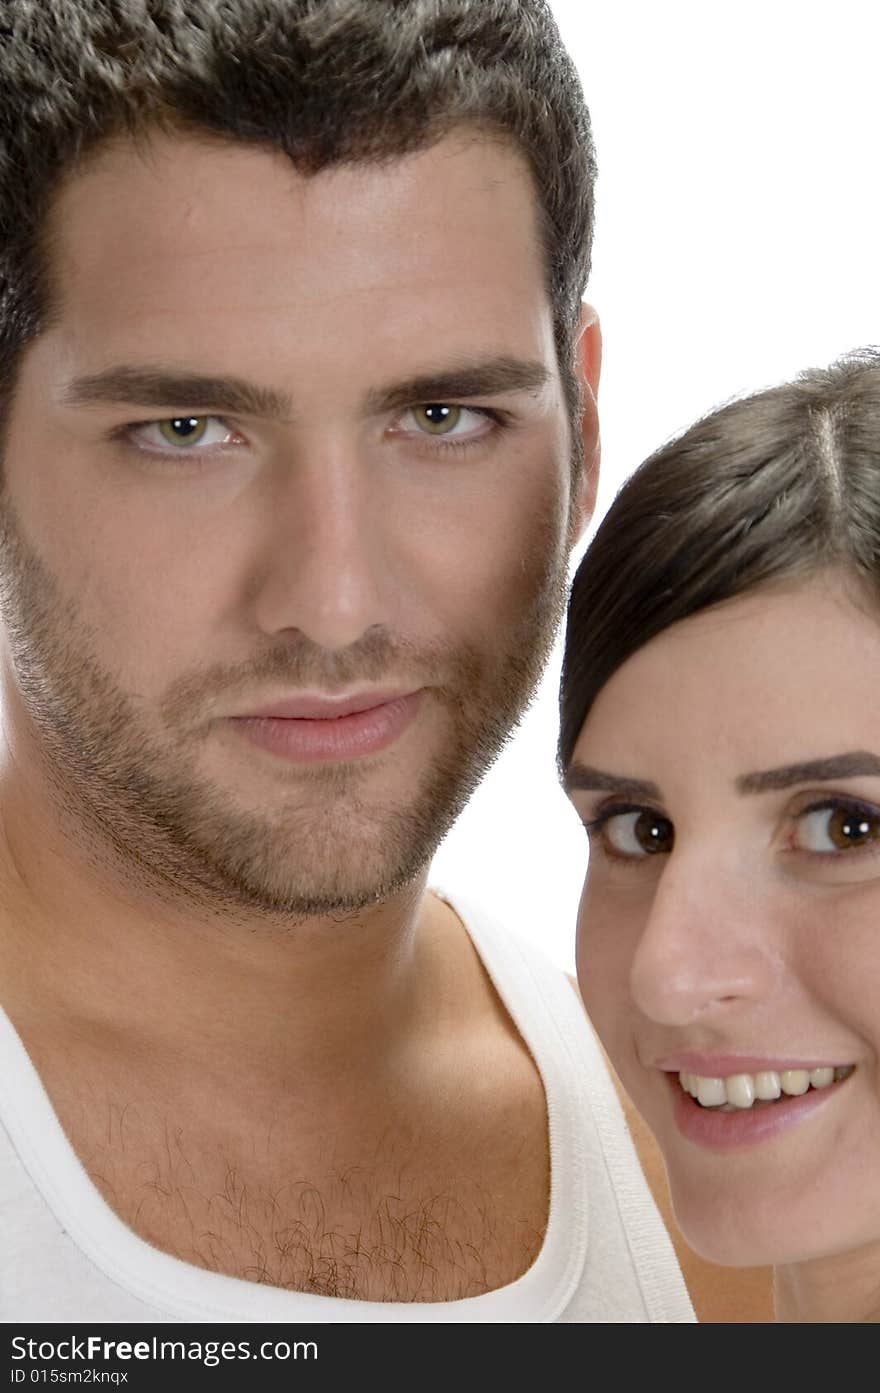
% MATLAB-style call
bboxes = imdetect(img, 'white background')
[431,0,880,970]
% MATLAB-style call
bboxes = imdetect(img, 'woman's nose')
[629,852,781,1027]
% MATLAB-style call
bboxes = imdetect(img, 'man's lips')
[226,690,424,763]
[234,688,421,720]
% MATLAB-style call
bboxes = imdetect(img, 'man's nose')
[629,850,780,1027]
[249,436,394,652]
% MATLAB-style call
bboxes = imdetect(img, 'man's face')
[0,130,590,916]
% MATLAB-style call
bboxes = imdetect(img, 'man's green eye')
[413,404,462,435]
[157,417,209,446]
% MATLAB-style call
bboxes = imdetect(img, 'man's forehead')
[50,125,545,262]
[38,127,559,400]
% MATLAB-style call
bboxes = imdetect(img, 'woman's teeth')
[678,1065,854,1110]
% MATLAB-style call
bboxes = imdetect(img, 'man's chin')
[105,766,457,917]
[175,834,433,919]
[154,728,489,915]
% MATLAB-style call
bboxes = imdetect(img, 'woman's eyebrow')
[563,763,662,799]
[736,751,880,794]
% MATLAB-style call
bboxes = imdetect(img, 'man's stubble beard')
[0,494,571,919]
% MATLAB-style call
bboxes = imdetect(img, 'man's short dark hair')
[0,0,596,430]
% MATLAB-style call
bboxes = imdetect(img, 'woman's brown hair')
[559,349,880,771]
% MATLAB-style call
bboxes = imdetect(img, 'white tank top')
[0,888,694,1322]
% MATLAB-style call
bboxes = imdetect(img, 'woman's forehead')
[572,575,880,778]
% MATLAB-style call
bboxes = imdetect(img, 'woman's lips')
[666,1067,851,1151]
[227,691,423,763]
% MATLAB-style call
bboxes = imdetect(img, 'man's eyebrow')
[563,763,663,800]
[365,357,552,414]
[61,367,293,420]
[736,751,880,794]
[61,357,551,421]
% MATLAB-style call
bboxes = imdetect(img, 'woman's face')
[567,573,880,1267]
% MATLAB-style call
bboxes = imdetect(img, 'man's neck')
[0,746,552,1303]
[0,760,449,1084]
[0,780,552,1301]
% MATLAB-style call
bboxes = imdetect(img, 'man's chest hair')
[65,1091,549,1302]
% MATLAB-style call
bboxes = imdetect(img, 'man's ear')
[570,302,601,547]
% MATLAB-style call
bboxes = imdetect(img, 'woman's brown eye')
[633,811,674,854]
[602,810,674,857]
[797,803,880,853]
